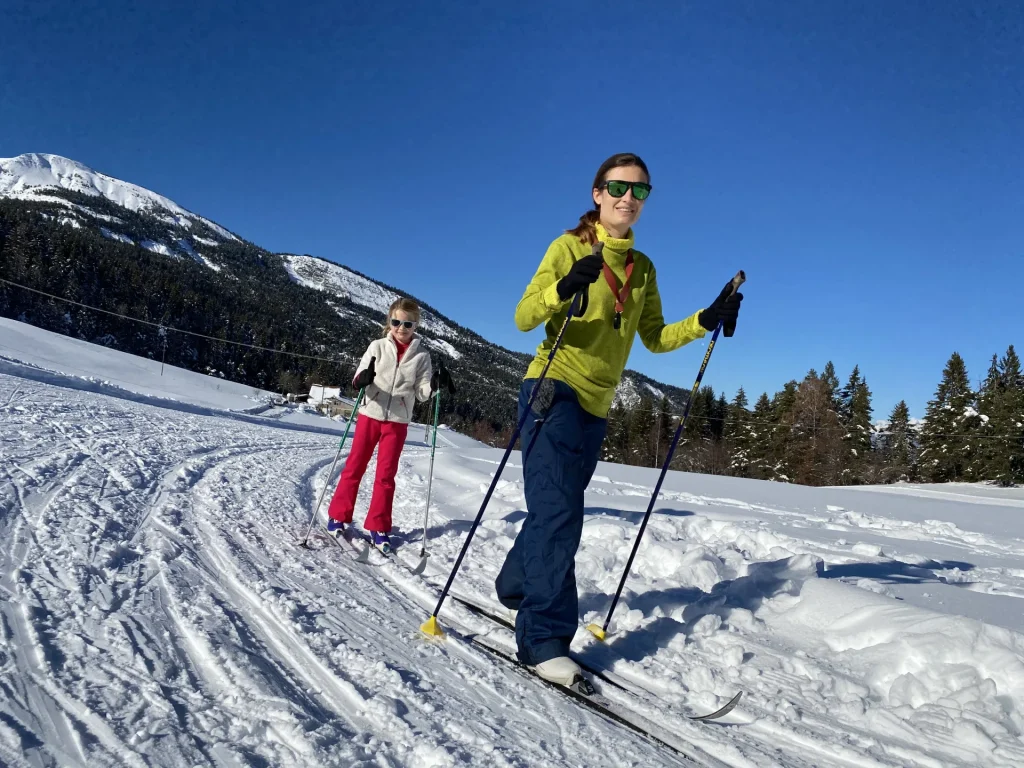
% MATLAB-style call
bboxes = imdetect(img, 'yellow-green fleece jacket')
[516,223,706,418]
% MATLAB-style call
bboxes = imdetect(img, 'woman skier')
[495,152,743,684]
[326,297,453,553]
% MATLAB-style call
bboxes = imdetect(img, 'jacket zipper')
[383,337,402,420]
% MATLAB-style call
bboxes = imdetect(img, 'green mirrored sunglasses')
[601,180,652,201]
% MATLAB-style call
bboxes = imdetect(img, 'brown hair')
[383,297,421,337]
[566,153,651,245]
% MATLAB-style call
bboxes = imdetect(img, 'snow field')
[2,322,1024,766]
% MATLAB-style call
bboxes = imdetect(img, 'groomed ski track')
[3,359,1023,767]
[0,369,736,767]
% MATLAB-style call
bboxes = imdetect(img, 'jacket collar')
[386,332,420,356]
[595,222,634,266]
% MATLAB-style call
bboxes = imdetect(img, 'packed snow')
[0,153,238,241]
[2,318,1023,767]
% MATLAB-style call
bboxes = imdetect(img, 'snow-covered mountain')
[0,153,237,241]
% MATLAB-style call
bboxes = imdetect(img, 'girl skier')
[494,153,743,684]
[326,297,453,553]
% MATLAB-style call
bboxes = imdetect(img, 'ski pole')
[410,388,443,574]
[299,369,371,547]
[588,271,744,640]
[420,257,600,638]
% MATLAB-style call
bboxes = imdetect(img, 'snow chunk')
[852,542,885,558]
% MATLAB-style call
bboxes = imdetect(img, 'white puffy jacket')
[353,334,433,424]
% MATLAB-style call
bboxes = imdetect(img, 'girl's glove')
[353,356,376,389]
[430,359,456,394]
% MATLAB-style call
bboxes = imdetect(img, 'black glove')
[556,253,604,302]
[353,356,376,389]
[698,280,744,337]
[430,359,456,395]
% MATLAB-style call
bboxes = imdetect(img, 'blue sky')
[3,0,1021,418]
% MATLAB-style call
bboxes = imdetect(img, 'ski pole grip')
[728,270,745,296]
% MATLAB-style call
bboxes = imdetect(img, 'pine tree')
[882,400,915,482]
[747,392,773,480]
[628,396,657,466]
[1003,345,1024,485]
[839,365,863,424]
[602,403,630,463]
[655,394,673,465]
[1004,345,1024,389]
[724,388,749,437]
[918,352,981,482]
[725,388,752,477]
[714,393,729,439]
[843,377,875,484]
[822,361,842,413]
[973,354,1003,479]
[677,386,716,472]
[769,381,799,481]
[978,346,1024,485]
[707,392,730,473]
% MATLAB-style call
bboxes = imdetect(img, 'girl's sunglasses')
[390,318,416,329]
[600,180,652,201]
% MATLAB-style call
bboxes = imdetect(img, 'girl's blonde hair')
[383,297,421,337]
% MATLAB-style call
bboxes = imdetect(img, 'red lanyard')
[602,249,634,329]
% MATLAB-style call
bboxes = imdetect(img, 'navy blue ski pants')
[495,379,607,666]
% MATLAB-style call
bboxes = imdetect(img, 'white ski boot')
[531,656,582,686]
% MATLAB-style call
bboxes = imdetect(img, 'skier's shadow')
[500,507,695,527]
[577,556,980,665]
[819,559,976,584]
[399,519,475,543]
[583,506,696,525]
[578,556,828,664]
